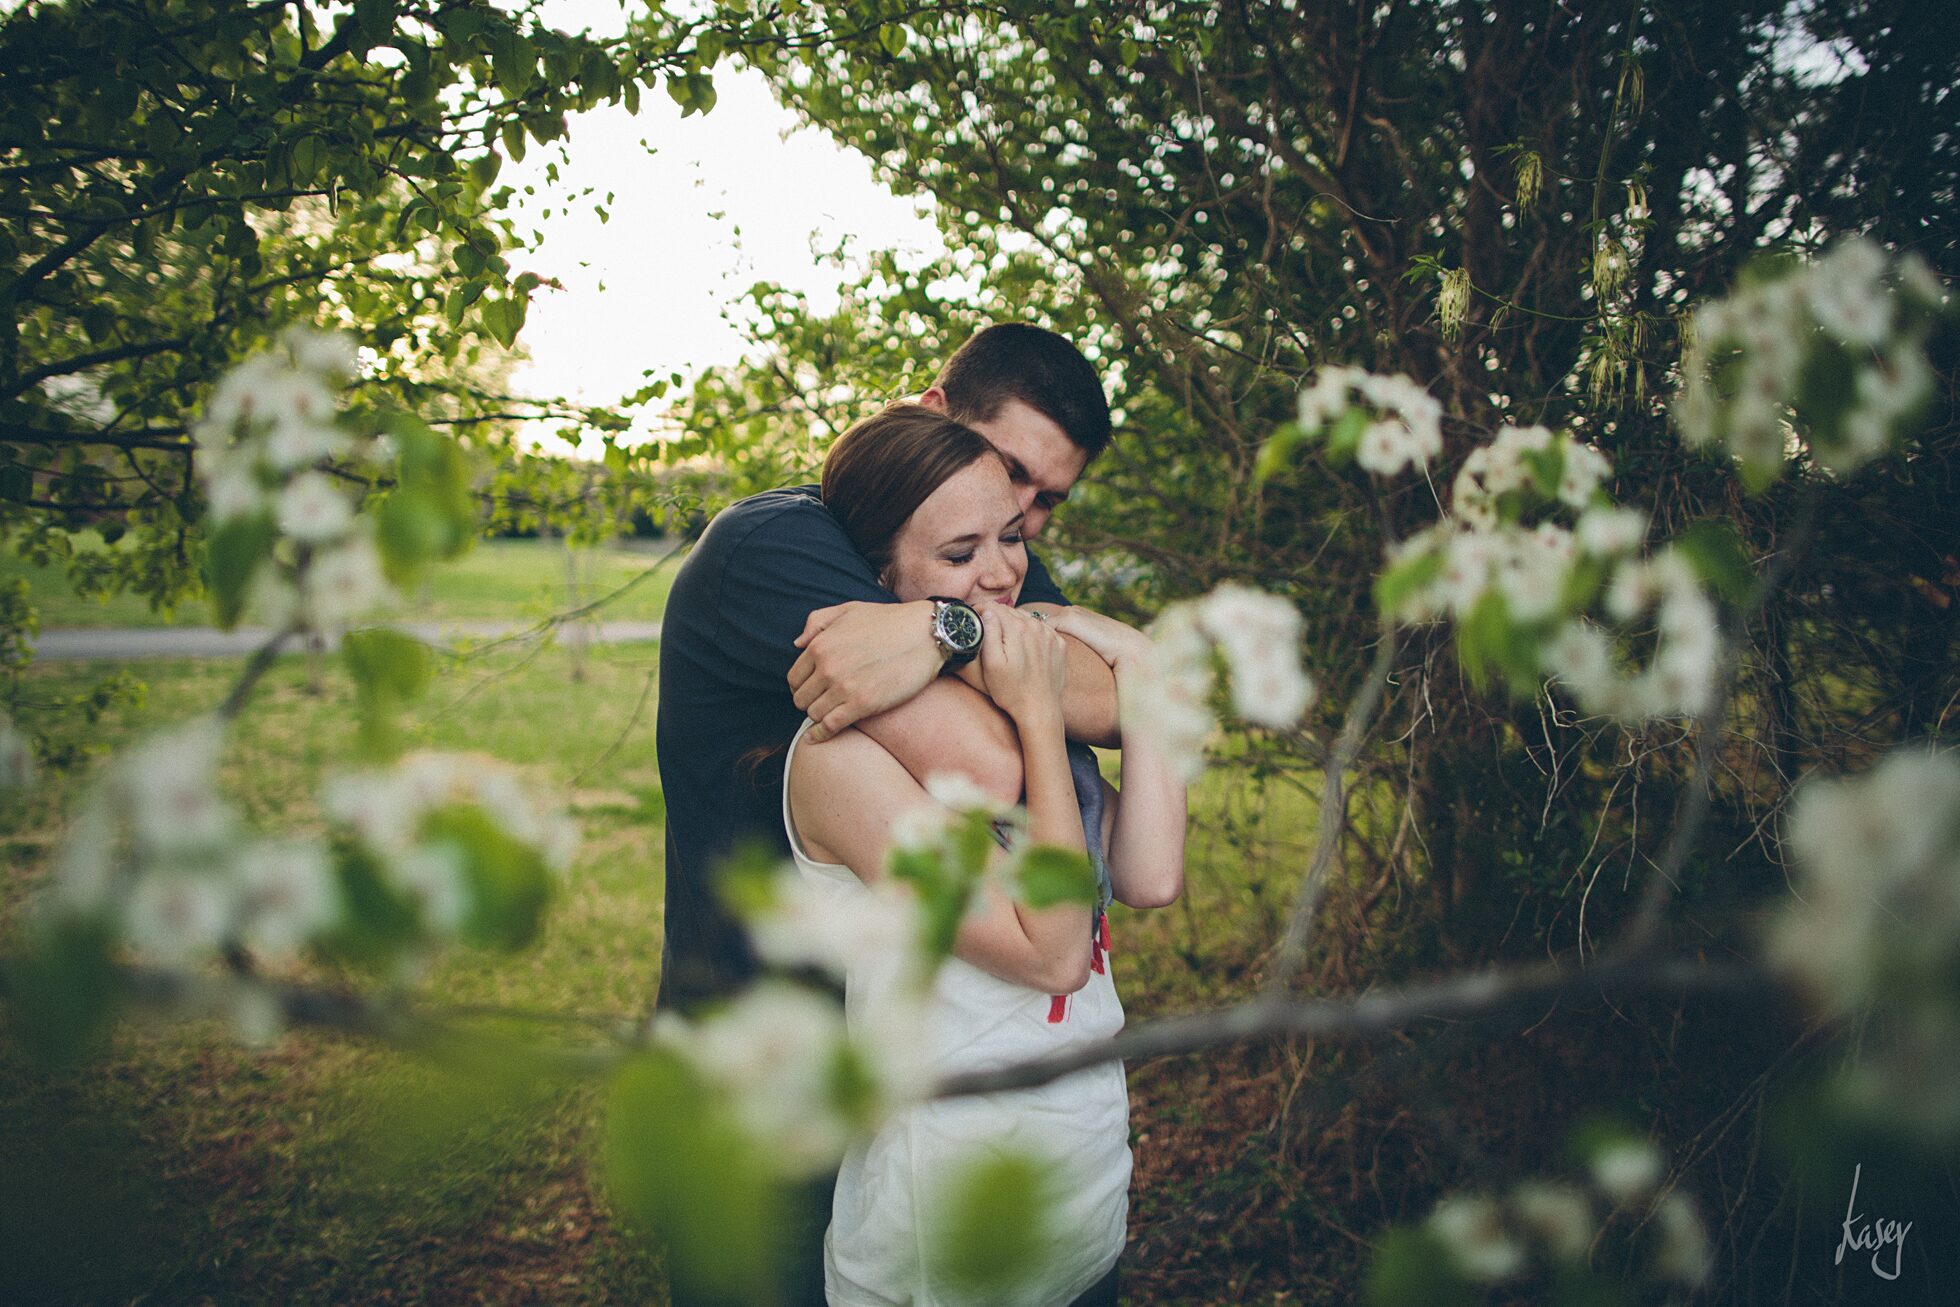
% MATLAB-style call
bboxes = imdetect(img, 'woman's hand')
[1043,606,1152,670]
[979,605,1068,729]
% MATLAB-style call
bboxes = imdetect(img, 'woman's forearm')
[1107,665,1189,908]
[1005,707,1092,991]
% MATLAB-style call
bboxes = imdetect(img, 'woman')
[783,403,1188,1306]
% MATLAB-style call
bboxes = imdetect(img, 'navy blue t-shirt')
[654,484,1067,1012]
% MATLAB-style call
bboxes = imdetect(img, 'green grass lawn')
[1,644,671,1303]
[0,640,1326,1304]
[3,534,680,629]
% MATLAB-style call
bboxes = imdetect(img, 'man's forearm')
[1059,635,1120,747]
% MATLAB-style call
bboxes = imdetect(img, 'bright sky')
[504,2,945,448]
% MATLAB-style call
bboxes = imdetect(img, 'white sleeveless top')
[782,718,1130,1306]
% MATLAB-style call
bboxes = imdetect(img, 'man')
[655,322,1120,1012]
[651,323,1121,1306]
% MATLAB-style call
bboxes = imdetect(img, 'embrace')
[655,324,1190,1307]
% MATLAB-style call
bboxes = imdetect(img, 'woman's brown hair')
[821,403,1000,585]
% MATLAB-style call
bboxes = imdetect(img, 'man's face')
[922,388,1089,538]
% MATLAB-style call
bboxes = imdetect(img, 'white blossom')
[227,984,288,1047]
[1806,239,1893,346]
[119,718,234,855]
[1197,585,1314,728]
[274,472,355,544]
[202,457,268,524]
[282,326,359,380]
[1773,749,1960,1019]
[123,871,234,965]
[1591,1141,1663,1206]
[1650,1192,1712,1288]
[1576,506,1647,557]
[749,873,921,982]
[48,798,117,916]
[233,837,340,959]
[391,843,471,933]
[1297,366,1443,478]
[300,536,392,631]
[1429,1195,1525,1283]
[1513,1181,1594,1261]
[923,771,1009,817]
[1127,604,1216,781]
[889,800,955,855]
[663,982,862,1176]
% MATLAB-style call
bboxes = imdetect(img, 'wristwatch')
[929,596,983,666]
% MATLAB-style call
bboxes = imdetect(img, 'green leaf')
[454,242,485,277]
[1373,546,1445,618]
[1322,405,1371,466]
[1120,37,1140,66]
[1016,845,1097,907]
[1254,421,1307,485]
[879,24,906,57]
[1671,522,1753,605]
[320,842,422,969]
[342,627,433,757]
[289,133,327,183]
[605,1053,788,1305]
[1521,441,1565,498]
[2,914,119,1066]
[926,1152,1063,1299]
[204,512,276,629]
[421,803,552,951]
[1363,1226,1479,1307]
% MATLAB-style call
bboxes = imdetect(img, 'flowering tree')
[5,240,1952,1302]
[6,0,1960,1300]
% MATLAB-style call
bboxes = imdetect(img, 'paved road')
[29,619,663,661]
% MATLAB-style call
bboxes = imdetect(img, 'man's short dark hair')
[935,323,1113,461]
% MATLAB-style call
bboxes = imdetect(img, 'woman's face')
[884,455,1028,607]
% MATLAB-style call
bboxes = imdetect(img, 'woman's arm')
[791,606,1093,994]
[1044,607,1189,910]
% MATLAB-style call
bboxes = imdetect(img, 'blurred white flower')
[123,871,234,965]
[119,719,233,855]
[1591,1141,1663,1206]
[1807,239,1893,347]
[1128,604,1216,781]
[1557,441,1612,509]
[924,771,1009,817]
[301,536,392,631]
[1197,585,1314,728]
[889,800,954,854]
[228,983,288,1047]
[749,873,921,982]
[1650,1191,1712,1288]
[282,326,359,380]
[1513,1181,1593,1261]
[275,472,355,544]
[48,797,117,916]
[1576,506,1647,557]
[1297,366,1443,477]
[391,842,471,933]
[666,981,861,1176]
[1429,1195,1525,1283]
[233,837,340,959]
[1773,749,1960,1022]
[202,457,267,524]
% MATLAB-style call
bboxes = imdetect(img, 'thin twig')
[938,953,1776,1100]
[1262,627,1400,994]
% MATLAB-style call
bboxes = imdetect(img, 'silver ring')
[1028,610,1048,624]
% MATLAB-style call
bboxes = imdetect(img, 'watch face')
[940,601,982,652]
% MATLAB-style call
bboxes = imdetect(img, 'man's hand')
[790,599,942,742]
